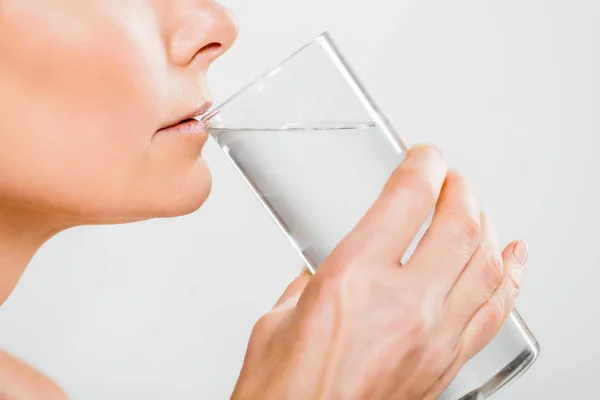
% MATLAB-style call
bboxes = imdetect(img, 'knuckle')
[398,167,438,206]
[507,265,524,293]
[446,211,482,245]
[461,214,482,243]
[481,247,504,289]
[487,295,508,329]
[410,144,446,166]
[311,268,352,303]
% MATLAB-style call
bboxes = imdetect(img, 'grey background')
[0,0,598,398]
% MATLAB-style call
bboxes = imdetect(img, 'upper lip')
[159,101,213,131]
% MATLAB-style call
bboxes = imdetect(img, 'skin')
[0,1,528,399]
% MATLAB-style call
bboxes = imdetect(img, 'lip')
[157,118,209,136]
[157,101,213,134]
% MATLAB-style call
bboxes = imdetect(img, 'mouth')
[156,102,213,135]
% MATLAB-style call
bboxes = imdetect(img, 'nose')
[167,1,238,68]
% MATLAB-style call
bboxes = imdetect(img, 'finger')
[250,269,312,348]
[0,351,68,400]
[403,169,481,298]
[423,241,528,398]
[399,214,502,399]
[443,213,504,328]
[272,268,312,312]
[458,240,528,359]
[338,145,447,266]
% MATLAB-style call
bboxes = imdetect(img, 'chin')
[46,161,213,226]
[82,161,213,224]
[153,161,213,219]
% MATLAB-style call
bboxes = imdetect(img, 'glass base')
[458,346,539,399]
[441,310,540,400]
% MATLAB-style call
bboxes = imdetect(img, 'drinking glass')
[202,32,539,399]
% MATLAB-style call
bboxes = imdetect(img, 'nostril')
[186,42,223,65]
[199,42,222,54]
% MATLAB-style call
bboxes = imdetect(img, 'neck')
[0,205,66,306]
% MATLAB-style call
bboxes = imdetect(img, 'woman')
[0,1,528,399]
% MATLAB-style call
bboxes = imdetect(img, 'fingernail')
[513,241,529,266]
[300,265,315,275]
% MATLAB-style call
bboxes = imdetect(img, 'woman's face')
[0,0,237,224]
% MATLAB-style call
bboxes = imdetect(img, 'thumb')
[272,267,312,311]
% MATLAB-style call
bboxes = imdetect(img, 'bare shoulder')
[0,350,68,400]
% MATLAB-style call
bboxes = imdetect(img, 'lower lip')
[157,119,209,136]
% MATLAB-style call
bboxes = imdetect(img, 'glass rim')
[200,31,333,124]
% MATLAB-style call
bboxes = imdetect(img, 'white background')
[1,0,598,398]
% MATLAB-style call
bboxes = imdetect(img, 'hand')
[232,145,528,400]
[0,350,67,400]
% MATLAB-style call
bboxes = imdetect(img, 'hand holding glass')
[205,33,539,400]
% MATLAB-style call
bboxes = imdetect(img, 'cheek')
[0,3,192,217]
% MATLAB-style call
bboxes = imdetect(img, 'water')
[211,122,539,400]
[212,122,405,269]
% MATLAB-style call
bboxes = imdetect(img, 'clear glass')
[203,32,539,399]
